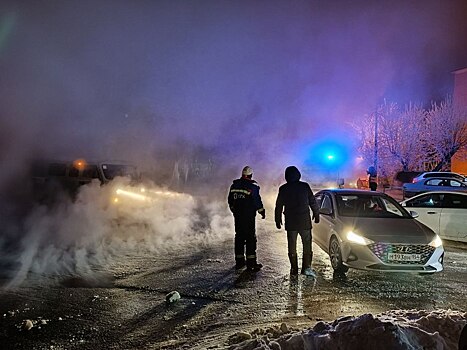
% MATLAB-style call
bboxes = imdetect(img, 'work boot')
[235,257,246,270]
[289,253,298,275]
[246,258,263,272]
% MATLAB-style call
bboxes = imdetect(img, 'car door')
[445,179,467,193]
[316,194,335,252]
[422,179,445,193]
[313,193,334,252]
[313,193,326,250]
[402,193,442,235]
[439,193,467,242]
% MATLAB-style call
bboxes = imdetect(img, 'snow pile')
[228,309,467,350]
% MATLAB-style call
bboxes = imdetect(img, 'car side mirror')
[410,210,419,218]
[319,207,332,215]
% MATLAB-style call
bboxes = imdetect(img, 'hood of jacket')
[285,166,301,183]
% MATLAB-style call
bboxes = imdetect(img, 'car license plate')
[387,253,421,262]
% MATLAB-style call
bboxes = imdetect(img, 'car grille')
[368,243,435,265]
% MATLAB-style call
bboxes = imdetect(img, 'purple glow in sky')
[1,0,467,178]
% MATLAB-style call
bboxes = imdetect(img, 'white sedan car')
[313,190,444,274]
[400,191,467,243]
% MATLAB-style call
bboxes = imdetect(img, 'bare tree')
[355,96,467,178]
[378,102,427,172]
[425,97,467,171]
[351,112,376,169]
[352,101,426,177]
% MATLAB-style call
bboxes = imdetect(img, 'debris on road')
[207,259,223,263]
[22,319,33,331]
[166,291,181,303]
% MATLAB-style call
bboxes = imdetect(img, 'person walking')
[367,166,378,191]
[274,166,320,277]
[228,166,266,271]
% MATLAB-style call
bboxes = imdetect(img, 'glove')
[260,209,266,219]
[276,221,282,229]
[314,215,320,224]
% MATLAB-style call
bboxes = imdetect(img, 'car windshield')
[101,164,137,180]
[336,194,411,218]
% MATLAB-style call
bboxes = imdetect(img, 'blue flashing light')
[301,137,353,171]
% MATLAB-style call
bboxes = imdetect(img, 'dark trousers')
[369,182,377,191]
[287,229,312,271]
[234,215,257,261]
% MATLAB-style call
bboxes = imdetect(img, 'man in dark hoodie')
[228,166,266,271]
[275,166,320,276]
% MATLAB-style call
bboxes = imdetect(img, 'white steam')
[5,178,233,287]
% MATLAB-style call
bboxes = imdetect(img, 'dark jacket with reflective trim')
[228,177,264,217]
[275,166,319,231]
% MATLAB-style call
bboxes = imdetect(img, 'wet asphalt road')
[0,215,466,350]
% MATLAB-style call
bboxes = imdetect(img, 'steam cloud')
[1,0,467,285]
[4,179,235,287]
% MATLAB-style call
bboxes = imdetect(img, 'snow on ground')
[227,309,466,350]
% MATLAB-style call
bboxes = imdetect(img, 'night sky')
[1,0,467,182]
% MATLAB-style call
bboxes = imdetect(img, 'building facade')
[452,67,467,175]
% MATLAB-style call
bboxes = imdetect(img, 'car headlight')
[429,235,443,248]
[346,231,374,245]
[115,188,149,201]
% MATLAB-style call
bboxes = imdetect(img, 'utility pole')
[374,108,378,173]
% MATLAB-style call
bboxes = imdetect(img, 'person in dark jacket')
[275,166,320,276]
[367,166,377,191]
[228,166,265,271]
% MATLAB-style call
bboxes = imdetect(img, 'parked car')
[31,159,138,203]
[313,189,444,274]
[412,171,466,183]
[400,191,467,243]
[393,171,422,187]
[402,177,467,199]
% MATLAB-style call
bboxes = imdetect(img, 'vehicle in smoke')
[30,159,193,227]
[112,185,191,206]
[313,189,444,274]
[31,159,139,203]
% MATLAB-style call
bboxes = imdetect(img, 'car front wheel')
[329,237,349,273]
